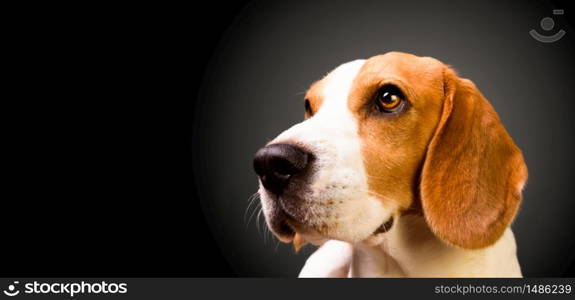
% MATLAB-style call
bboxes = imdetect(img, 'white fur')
[298,240,353,278]
[300,216,522,277]
[261,60,394,243]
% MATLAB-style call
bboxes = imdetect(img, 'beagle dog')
[253,52,527,277]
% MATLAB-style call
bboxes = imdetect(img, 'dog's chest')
[349,245,406,277]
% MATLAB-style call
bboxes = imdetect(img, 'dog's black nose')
[253,144,311,195]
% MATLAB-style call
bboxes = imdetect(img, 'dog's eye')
[304,99,313,116]
[375,86,404,113]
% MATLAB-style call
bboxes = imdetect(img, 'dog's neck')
[349,215,522,277]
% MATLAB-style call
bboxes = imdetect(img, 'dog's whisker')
[244,207,255,230]
[247,195,260,212]
[256,206,263,233]
[258,209,267,243]
[244,192,260,223]
[246,192,260,203]
[247,202,261,228]
[247,192,260,208]
[259,208,273,246]
[259,213,274,247]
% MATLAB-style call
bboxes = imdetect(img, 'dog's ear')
[419,67,528,249]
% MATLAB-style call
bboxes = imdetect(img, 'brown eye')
[375,85,404,113]
[304,99,313,116]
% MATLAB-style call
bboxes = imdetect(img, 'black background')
[3,1,243,277]
[2,0,574,277]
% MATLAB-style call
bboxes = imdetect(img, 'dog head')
[253,52,527,249]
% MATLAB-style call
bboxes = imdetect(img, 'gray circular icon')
[529,10,566,43]
[541,17,555,30]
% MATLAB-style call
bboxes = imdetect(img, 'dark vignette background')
[3,0,574,278]
[195,0,575,277]
[2,1,246,277]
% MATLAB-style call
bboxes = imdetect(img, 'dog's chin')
[273,227,296,243]
[265,208,296,243]
[268,214,328,246]
[262,189,395,244]
[266,209,321,244]
[267,208,394,245]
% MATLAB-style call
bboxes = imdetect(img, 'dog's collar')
[373,217,394,234]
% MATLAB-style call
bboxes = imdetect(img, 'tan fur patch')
[293,233,306,252]
[348,52,445,211]
[346,52,527,248]
[304,80,325,119]
[420,68,527,249]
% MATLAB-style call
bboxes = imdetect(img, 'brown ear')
[420,67,528,249]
